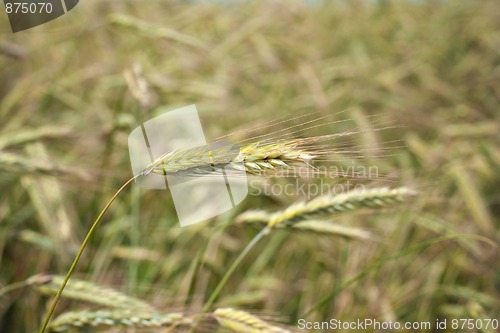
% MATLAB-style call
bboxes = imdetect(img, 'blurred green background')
[0,0,499,332]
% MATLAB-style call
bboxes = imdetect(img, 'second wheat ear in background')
[266,187,415,228]
[198,186,415,320]
[237,187,415,228]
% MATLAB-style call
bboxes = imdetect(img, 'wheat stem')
[38,175,138,333]
[203,227,269,313]
[38,136,400,332]
[186,227,269,333]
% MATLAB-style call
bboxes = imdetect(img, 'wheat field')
[0,1,499,332]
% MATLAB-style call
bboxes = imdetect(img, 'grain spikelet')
[213,308,291,333]
[49,309,190,332]
[30,275,155,312]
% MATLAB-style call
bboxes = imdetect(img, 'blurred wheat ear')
[49,309,191,332]
[30,274,156,312]
[213,308,291,333]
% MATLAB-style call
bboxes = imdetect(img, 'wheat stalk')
[38,176,139,333]
[49,309,190,332]
[38,129,400,332]
[213,308,291,333]
[30,274,155,312]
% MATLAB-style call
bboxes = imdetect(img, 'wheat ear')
[49,309,190,332]
[266,187,414,228]
[213,308,291,333]
[30,274,155,312]
[145,139,319,176]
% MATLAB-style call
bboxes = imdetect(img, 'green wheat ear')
[266,187,415,228]
[236,187,414,239]
[145,138,324,176]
